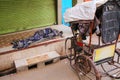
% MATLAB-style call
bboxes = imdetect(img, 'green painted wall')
[0,0,57,34]
[72,0,77,6]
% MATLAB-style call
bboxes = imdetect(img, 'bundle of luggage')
[11,28,63,49]
[96,0,120,43]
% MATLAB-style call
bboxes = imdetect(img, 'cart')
[64,0,120,80]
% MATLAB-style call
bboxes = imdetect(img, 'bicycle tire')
[65,37,76,60]
[75,55,101,80]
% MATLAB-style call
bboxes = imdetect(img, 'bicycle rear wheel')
[75,55,101,80]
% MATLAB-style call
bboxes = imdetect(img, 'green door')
[0,0,57,34]
[72,0,77,6]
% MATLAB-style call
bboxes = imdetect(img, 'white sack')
[64,0,108,22]
[64,1,96,22]
[95,0,108,7]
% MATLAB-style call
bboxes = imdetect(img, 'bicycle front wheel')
[65,37,76,60]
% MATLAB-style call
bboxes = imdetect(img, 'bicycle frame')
[65,19,120,80]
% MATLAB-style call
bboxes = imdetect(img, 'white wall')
[77,0,84,3]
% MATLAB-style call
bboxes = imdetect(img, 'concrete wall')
[57,0,62,24]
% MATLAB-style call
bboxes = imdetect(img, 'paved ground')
[0,59,120,80]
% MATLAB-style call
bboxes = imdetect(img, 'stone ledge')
[14,51,60,72]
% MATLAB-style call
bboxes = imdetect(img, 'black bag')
[101,0,120,43]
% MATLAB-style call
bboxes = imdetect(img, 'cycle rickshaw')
[64,0,120,80]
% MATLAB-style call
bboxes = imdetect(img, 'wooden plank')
[27,54,49,65]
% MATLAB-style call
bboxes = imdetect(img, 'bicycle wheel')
[65,37,76,60]
[75,55,101,80]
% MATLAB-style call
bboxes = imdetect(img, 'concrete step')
[14,51,60,72]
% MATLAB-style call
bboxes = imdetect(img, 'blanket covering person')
[11,28,63,49]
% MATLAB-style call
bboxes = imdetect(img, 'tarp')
[64,0,108,22]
